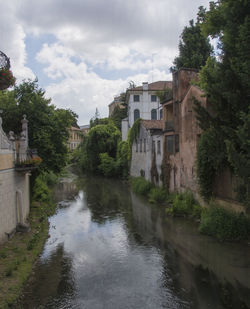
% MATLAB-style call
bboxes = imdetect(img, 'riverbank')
[0,172,58,308]
[130,176,250,242]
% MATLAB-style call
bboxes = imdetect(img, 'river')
[16,174,250,309]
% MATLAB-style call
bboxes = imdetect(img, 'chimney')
[142,82,148,91]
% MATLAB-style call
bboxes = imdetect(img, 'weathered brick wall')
[0,169,30,244]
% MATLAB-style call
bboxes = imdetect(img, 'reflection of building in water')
[53,182,78,202]
[130,192,250,308]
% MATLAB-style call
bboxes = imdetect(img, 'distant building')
[122,81,172,140]
[68,125,90,150]
[108,95,125,117]
[79,124,90,135]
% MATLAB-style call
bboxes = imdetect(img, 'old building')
[130,120,164,185]
[68,127,83,150]
[0,113,32,244]
[122,81,172,140]
[161,68,205,196]
[108,95,125,117]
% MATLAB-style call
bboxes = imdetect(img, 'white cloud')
[0,2,35,82]
[0,0,211,124]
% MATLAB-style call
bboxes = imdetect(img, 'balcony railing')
[15,149,41,172]
[165,120,174,131]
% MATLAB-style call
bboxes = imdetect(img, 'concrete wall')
[0,168,30,243]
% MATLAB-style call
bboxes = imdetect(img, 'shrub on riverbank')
[32,171,58,203]
[166,191,202,218]
[199,207,250,241]
[148,187,168,204]
[130,177,153,196]
[0,171,58,308]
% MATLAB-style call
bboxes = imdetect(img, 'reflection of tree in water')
[77,175,133,224]
[16,245,75,309]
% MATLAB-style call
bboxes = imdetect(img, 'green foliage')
[171,15,212,71]
[156,88,173,102]
[0,79,77,173]
[32,171,57,203]
[128,118,141,160]
[148,187,168,204]
[130,177,153,196]
[199,207,250,241]
[196,128,227,200]
[116,140,129,178]
[166,191,202,218]
[110,105,127,130]
[85,122,121,173]
[98,153,118,177]
[194,0,250,203]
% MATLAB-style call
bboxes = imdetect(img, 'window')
[157,140,161,154]
[152,140,155,153]
[134,95,140,102]
[166,135,174,154]
[144,139,146,152]
[151,109,157,120]
[160,109,163,119]
[140,139,142,152]
[151,95,157,102]
[175,134,179,153]
[136,139,138,152]
[134,109,140,121]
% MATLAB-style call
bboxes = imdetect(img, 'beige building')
[68,127,83,150]
[0,114,31,244]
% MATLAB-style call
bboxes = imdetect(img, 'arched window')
[134,109,140,121]
[151,109,157,120]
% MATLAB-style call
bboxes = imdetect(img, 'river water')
[17,175,250,309]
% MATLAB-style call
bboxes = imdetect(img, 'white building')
[122,81,172,140]
[130,120,164,185]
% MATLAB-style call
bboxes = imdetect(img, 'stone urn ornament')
[0,51,16,90]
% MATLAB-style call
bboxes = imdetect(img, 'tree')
[194,0,250,204]
[0,79,77,173]
[171,11,213,71]
[84,122,121,173]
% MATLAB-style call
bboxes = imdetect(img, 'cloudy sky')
[0,0,210,125]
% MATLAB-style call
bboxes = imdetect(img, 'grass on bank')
[130,176,250,242]
[0,171,58,309]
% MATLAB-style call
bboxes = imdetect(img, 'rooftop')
[129,81,172,91]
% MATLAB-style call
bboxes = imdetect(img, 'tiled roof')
[131,81,172,91]
[141,120,164,130]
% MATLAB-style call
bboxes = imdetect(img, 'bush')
[32,171,59,203]
[166,191,202,218]
[130,177,152,196]
[32,176,51,203]
[199,207,250,241]
[148,187,168,204]
[98,153,118,177]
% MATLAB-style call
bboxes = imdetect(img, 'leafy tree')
[194,0,250,205]
[171,11,213,71]
[84,122,121,173]
[0,79,77,173]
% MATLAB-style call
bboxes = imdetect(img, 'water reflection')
[17,175,250,309]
